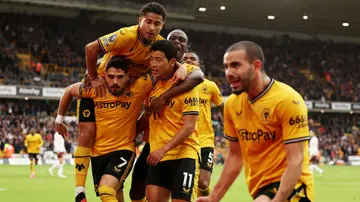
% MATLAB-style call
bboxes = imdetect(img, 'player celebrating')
[183,50,224,197]
[143,40,200,202]
[309,130,324,177]
[197,41,314,202]
[129,29,204,202]
[24,128,44,178]
[56,56,156,202]
[71,3,193,200]
[48,132,67,178]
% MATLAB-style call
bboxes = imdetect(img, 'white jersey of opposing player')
[309,136,319,156]
[53,132,66,153]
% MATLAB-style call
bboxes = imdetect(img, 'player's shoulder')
[184,63,200,72]
[133,73,156,87]
[155,34,165,41]
[273,80,304,101]
[116,25,139,41]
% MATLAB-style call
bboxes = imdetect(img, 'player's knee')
[198,177,210,189]
[99,185,117,202]
[77,122,96,147]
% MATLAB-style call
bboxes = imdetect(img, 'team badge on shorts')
[83,109,91,118]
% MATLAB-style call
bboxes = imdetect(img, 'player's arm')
[55,82,91,138]
[24,136,28,147]
[38,135,44,148]
[85,29,130,96]
[199,99,242,202]
[148,69,204,116]
[211,82,225,122]
[165,69,204,99]
[204,141,243,202]
[272,96,310,202]
[146,113,198,166]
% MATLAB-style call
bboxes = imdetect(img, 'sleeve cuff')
[283,136,310,144]
[224,134,238,142]
[182,111,199,116]
[97,38,106,54]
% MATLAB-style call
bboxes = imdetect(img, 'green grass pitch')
[0,164,359,202]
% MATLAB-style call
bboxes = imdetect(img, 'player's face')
[183,52,200,66]
[150,51,176,80]
[139,13,164,42]
[167,31,188,60]
[224,50,256,94]
[105,67,128,95]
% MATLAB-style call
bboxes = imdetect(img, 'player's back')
[196,79,223,148]
[97,25,164,78]
[224,79,313,198]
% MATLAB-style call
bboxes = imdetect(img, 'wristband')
[55,115,64,124]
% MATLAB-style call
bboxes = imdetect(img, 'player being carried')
[183,50,224,198]
[67,2,203,201]
[56,56,156,202]
[197,41,314,202]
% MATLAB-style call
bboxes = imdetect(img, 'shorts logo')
[83,109,91,118]
[113,157,128,173]
[261,108,270,122]
[76,163,85,172]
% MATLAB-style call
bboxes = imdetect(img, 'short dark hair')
[106,56,129,74]
[226,41,265,70]
[150,40,177,61]
[185,50,200,60]
[140,2,167,21]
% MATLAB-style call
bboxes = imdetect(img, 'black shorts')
[254,182,312,202]
[77,98,95,122]
[132,142,150,181]
[28,153,39,160]
[91,150,135,196]
[146,158,198,201]
[200,147,214,172]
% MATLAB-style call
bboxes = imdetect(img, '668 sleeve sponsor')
[289,115,308,128]
[184,97,199,106]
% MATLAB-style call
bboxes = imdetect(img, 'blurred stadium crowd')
[0,13,359,163]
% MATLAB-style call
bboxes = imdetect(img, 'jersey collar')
[249,78,275,104]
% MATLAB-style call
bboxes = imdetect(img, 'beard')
[232,89,244,95]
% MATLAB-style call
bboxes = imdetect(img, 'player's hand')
[147,147,166,166]
[147,95,166,120]
[91,76,107,97]
[83,74,92,90]
[55,123,69,140]
[172,62,187,84]
[196,196,216,202]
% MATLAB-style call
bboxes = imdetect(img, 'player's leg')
[172,158,199,202]
[197,148,214,197]
[29,153,35,178]
[146,160,173,202]
[48,153,60,176]
[130,142,150,202]
[58,153,66,178]
[75,98,96,199]
[253,195,272,202]
[99,150,135,202]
